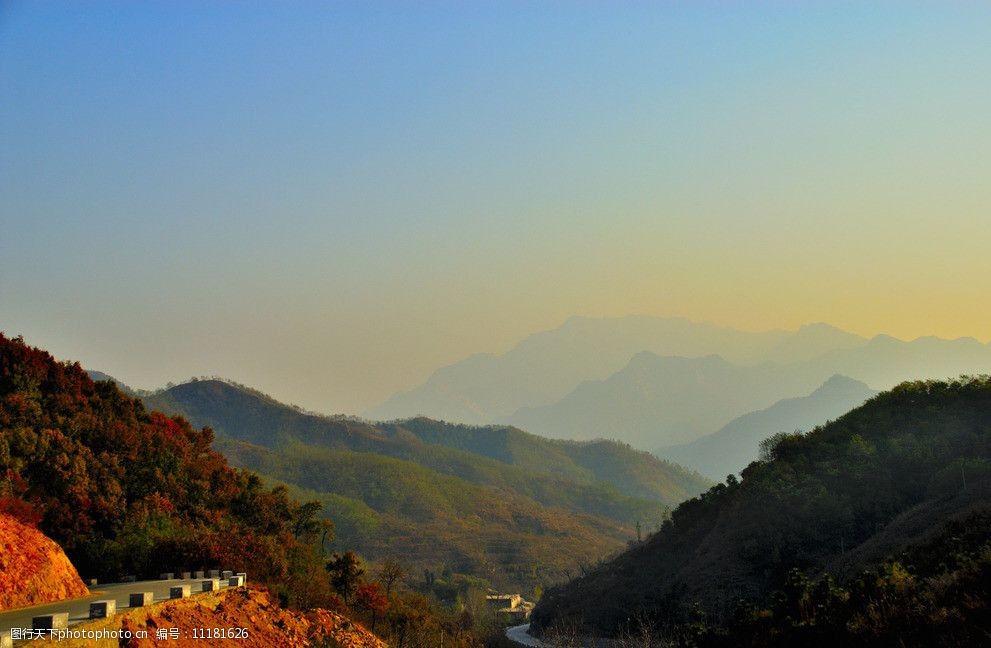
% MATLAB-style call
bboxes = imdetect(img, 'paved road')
[506,624,548,647]
[0,576,238,640]
[506,623,620,647]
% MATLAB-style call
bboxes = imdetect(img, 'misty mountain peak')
[869,333,902,346]
[624,351,730,372]
[812,374,873,396]
[796,322,861,339]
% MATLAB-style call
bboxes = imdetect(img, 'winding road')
[506,622,619,647]
[0,575,239,642]
[506,624,548,647]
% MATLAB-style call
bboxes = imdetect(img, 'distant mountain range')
[85,369,136,395]
[365,317,867,423]
[142,379,711,589]
[367,317,991,450]
[657,375,878,480]
[506,353,822,448]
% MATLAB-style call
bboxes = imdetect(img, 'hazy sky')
[2,2,990,414]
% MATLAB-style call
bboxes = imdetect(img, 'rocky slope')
[0,514,90,611]
[35,586,385,648]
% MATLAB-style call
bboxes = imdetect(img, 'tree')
[326,550,364,604]
[386,592,432,648]
[354,581,388,631]
[291,500,325,539]
[377,557,407,596]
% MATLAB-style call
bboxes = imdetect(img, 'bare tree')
[616,612,665,648]
[543,616,586,648]
[377,557,407,596]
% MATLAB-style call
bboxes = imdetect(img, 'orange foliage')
[0,513,89,611]
[0,333,318,582]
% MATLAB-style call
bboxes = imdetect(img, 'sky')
[2,2,990,414]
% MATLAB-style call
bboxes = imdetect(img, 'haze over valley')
[368,316,991,455]
[82,312,991,498]
[3,3,991,646]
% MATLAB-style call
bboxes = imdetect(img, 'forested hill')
[143,379,711,588]
[530,377,991,645]
[144,379,708,505]
[381,417,707,503]
[0,334,327,587]
[658,375,878,480]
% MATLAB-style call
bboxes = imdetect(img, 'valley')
[142,379,709,591]
[5,4,990,645]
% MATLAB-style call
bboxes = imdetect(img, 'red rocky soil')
[117,586,386,648]
[0,514,90,611]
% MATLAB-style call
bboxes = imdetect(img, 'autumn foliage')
[0,334,496,645]
[0,333,326,584]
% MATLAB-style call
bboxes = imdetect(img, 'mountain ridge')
[657,374,878,479]
[366,318,991,449]
[143,379,711,589]
[504,333,991,449]
[365,316,870,423]
[505,352,823,448]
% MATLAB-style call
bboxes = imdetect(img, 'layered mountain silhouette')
[657,375,878,480]
[365,317,867,423]
[505,353,823,448]
[369,317,991,450]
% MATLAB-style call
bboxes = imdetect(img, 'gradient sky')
[2,2,990,414]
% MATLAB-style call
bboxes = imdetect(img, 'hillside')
[380,417,707,503]
[220,437,644,589]
[658,375,877,479]
[0,333,330,590]
[530,377,991,644]
[84,370,138,396]
[2,335,495,645]
[143,379,707,505]
[0,514,90,611]
[366,317,866,423]
[144,380,710,588]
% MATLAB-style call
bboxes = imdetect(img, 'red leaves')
[354,582,388,616]
[0,333,314,581]
[144,492,177,514]
[0,495,41,526]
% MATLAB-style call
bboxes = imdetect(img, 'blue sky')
[2,2,990,412]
